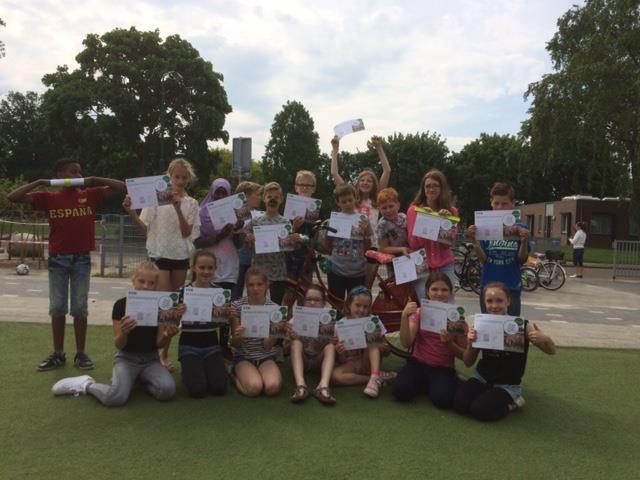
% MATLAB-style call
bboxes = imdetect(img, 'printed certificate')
[473,314,525,352]
[283,194,322,221]
[474,210,522,241]
[205,193,246,229]
[328,212,366,239]
[253,223,294,254]
[419,299,467,336]
[125,175,173,209]
[181,287,231,324]
[334,118,365,139]
[292,306,337,339]
[125,291,179,327]
[241,305,288,339]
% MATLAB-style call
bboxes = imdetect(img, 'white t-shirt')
[570,229,586,249]
[140,196,200,260]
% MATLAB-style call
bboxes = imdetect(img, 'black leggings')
[453,378,513,422]
[180,352,227,398]
[327,272,365,303]
[392,357,457,408]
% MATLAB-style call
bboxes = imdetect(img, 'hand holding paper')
[333,118,365,139]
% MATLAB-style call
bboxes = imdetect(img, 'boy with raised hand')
[245,182,301,304]
[466,182,530,316]
[8,158,125,371]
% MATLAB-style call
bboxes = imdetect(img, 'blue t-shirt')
[479,225,530,292]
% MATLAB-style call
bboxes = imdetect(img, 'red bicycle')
[281,221,414,358]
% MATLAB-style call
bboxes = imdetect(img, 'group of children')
[11,137,556,422]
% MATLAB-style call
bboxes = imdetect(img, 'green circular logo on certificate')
[155,179,168,192]
[364,320,376,333]
[319,313,332,325]
[232,197,244,209]
[504,320,519,335]
[503,214,516,226]
[278,227,289,239]
[270,310,283,322]
[213,293,226,306]
[308,202,318,212]
[158,296,173,311]
[447,309,460,322]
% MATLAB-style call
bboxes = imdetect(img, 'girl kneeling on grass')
[287,285,337,405]
[229,266,282,397]
[392,272,467,408]
[177,250,230,398]
[331,286,395,399]
[51,262,182,406]
[453,282,556,421]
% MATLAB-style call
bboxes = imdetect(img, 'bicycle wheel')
[538,261,566,290]
[466,261,482,295]
[520,266,539,292]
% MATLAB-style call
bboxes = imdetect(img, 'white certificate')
[250,209,266,221]
[205,193,246,229]
[253,223,293,254]
[328,212,364,239]
[420,299,463,334]
[125,290,174,327]
[412,212,443,241]
[292,306,336,339]
[474,210,520,241]
[125,175,172,210]
[241,305,287,339]
[181,287,230,324]
[334,118,365,139]
[283,194,321,221]
[472,314,507,350]
[393,255,418,285]
[335,319,367,350]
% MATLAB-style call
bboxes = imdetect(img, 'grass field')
[561,245,614,264]
[1,323,638,479]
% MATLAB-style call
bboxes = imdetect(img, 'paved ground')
[1,266,638,349]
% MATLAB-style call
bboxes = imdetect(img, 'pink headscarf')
[199,178,232,237]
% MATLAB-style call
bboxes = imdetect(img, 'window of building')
[537,215,542,234]
[590,214,613,235]
[526,215,535,233]
[561,213,572,234]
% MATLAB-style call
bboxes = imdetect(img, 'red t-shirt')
[29,187,106,255]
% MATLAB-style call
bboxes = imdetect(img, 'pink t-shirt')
[408,308,467,369]
[406,205,458,270]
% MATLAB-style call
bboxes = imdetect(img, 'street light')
[158,71,183,173]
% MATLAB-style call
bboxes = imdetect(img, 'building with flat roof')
[519,196,637,249]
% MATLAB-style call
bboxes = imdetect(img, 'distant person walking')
[569,221,587,278]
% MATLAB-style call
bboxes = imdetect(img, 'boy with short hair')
[232,181,263,300]
[247,182,301,304]
[287,170,321,278]
[375,187,409,257]
[326,184,372,302]
[466,182,530,315]
[8,158,125,370]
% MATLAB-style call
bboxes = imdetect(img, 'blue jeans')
[48,253,91,318]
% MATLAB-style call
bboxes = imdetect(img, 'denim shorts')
[232,355,277,369]
[472,371,522,400]
[48,253,91,318]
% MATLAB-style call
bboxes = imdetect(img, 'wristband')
[50,178,85,187]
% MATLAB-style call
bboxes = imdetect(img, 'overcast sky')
[1,0,580,158]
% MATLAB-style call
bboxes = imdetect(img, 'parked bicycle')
[453,242,481,295]
[527,251,567,290]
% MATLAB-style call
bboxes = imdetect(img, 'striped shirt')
[231,297,280,361]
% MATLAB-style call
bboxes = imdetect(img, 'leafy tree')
[0,91,55,180]
[0,18,5,58]
[262,100,321,194]
[522,0,639,222]
[41,27,232,186]
[451,133,534,223]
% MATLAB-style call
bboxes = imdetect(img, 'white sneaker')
[51,375,95,397]
[509,395,526,411]
[363,376,384,398]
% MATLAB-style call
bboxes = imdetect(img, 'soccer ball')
[16,263,30,275]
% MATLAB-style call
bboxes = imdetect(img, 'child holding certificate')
[375,188,409,257]
[124,158,200,371]
[177,251,231,398]
[466,183,530,315]
[331,286,395,399]
[406,170,458,300]
[286,285,337,405]
[51,262,182,405]
[229,266,283,397]
[392,273,467,408]
[454,282,556,421]
[232,181,263,300]
[195,178,243,291]
[287,170,321,279]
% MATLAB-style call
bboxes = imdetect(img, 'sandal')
[313,386,336,405]
[290,385,309,403]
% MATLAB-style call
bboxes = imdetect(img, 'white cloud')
[1,0,580,160]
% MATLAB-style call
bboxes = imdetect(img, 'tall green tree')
[0,91,55,179]
[262,100,321,194]
[41,27,232,185]
[451,133,534,223]
[522,0,639,222]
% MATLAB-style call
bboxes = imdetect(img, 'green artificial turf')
[1,323,638,480]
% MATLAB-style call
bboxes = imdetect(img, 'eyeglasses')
[425,183,441,190]
[304,297,324,304]
[296,183,315,188]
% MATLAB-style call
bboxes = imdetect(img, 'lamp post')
[158,71,183,173]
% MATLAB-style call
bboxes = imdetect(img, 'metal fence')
[612,240,640,280]
[97,214,148,277]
